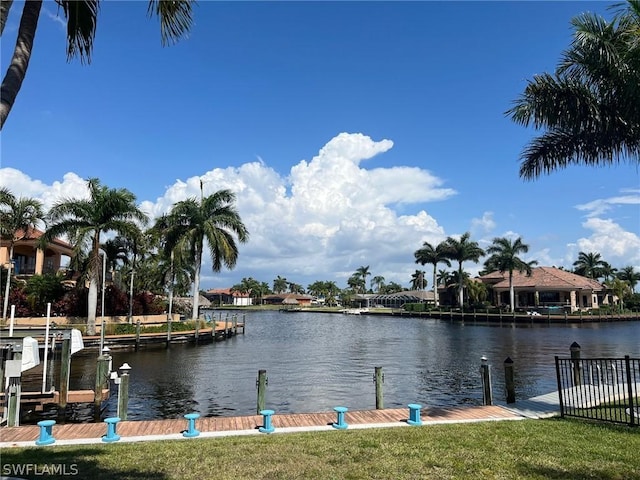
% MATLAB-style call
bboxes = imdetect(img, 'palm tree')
[144,213,192,320]
[506,1,640,179]
[43,178,148,334]
[600,262,618,282]
[1,0,196,129]
[410,270,426,291]
[273,276,288,294]
[617,265,640,292]
[0,190,45,319]
[573,251,607,279]
[356,265,371,293]
[414,240,451,308]
[164,188,248,319]
[371,275,385,293]
[101,237,129,288]
[485,236,538,312]
[442,232,485,307]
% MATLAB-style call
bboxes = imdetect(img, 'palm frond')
[147,0,195,46]
[60,0,99,64]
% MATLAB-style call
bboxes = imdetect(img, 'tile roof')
[480,267,604,291]
[2,227,73,251]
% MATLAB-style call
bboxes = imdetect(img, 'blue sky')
[2,1,639,291]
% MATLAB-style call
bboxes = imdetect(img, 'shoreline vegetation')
[2,418,639,480]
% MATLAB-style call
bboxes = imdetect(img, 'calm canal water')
[23,311,640,422]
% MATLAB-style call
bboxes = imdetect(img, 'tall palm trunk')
[87,276,98,336]
[2,244,14,320]
[0,0,42,130]
[167,250,175,321]
[1,0,15,36]
[431,264,438,308]
[509,270,515,313]
[457,262,464,307]
[191,246,202,320]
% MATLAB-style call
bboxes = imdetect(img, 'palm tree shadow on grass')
[1,447,169,480]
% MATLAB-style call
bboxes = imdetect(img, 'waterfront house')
[262,293,314,307]
[353,290,435,309]
[478,266,606,312]
[0,227,73,280]
[204,288,253,306]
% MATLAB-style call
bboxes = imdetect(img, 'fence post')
[504,357,515,404]
[625,356,636,427]
[374,366,384,409]
[480,356,492,405]
[570,342,581,386]
[256,369,267,414]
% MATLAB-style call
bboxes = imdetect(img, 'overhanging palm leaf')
[1,0,196,129]
[507,1,640,179]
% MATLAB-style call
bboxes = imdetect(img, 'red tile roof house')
[0,227,74,279]
[478,266,608,313]
[261,293,314,306]
[204,288,253,306]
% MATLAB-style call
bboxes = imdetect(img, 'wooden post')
[135,320,141,351]
[480,356,492,405]
[374,366,384,409]
[5,351,22,427]
[233,315,238,335]
[94,353,110,419]
[225,315,230,337]
[256,369,267,414]
[58,337,71,414]
[504,357,515,404]
[117,368,130,421]
[570,342,581,386]
[195,319,200,344]
[7,380,20,427]
[242,314,246,334]
[166,315,172,348]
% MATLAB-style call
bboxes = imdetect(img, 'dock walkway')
[1,405,522,448]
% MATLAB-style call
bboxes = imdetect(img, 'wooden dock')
[81,321,245,349]
[0,405,521,447]
[0,389,110,414]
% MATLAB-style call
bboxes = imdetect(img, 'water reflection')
[20,312,640,422]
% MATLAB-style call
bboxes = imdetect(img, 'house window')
[539,292,560,303]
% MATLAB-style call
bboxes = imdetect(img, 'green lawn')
[2,418,639,479]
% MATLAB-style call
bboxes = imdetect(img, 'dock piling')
[504,357,515,404]
[256,369,267,414]
[570,342,582,386]
[94,352,111,419]
[374,366,384,409]
[480,356,493,406]
[135,320,141,351]
[58,337,71,414]
[116,363,131,421]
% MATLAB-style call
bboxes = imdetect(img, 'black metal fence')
[555,355,639,426]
